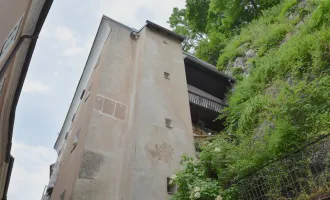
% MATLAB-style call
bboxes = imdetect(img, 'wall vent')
[165,118,172,128]
[164,72,170,80]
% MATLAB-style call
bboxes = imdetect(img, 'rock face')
[254,121,275,140]
[225,47,256,77]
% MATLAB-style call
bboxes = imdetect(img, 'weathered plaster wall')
[131,27,195,200]
[0,0,30,46]
[51,17,194,200]
[0,1,32,198]
[72,19,136,199]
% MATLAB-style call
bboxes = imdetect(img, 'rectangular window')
[165,118,172,129]
[84,81,93,102]
[164,72,170,80]
[0,76,5,95]
[60,190,66,200]
[84,93,90,102]
[71,128,81,153]
[80,89,85,99]
[167,177,176,194]
[71,113,76,122]
[64,132,69,140]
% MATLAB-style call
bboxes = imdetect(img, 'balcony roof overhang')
[183,52,236,83]
[183,53,235,100]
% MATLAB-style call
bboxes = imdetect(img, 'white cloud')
[22,80,50,93]
[8,139,57,200]
[54,26,87,56]
[94,0,185,29]
[55,26,75,42]
[63,46,85,56]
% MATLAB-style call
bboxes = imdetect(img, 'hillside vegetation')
[169,0,330,199]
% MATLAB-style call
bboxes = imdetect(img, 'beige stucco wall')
[131,27,195,200]
[0,0,30,46]
[51,18,194,200]
[0,0,32,198]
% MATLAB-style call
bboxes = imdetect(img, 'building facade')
[43,16,234,200]
[0,0,53,199]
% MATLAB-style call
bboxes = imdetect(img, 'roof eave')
[183,52,236,83]
[146,20,186,42]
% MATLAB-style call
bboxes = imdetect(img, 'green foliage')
[209,0,283,30]
[172,155,220,200]
[195,33,227,65]
[186,0,211,33]
[168,8,205,52]
[170,0,330,199]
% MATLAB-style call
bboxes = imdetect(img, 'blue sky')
[8,0,185,199]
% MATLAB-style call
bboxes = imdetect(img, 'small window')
[167,177,176,194]
[165,118,172,129]
[80,90,85,99]
[84,81,93,102]
[84,93,91,102]
[164,72,170,80]
[46,186,53,196]
[71,128,81,153]
[60,190,66,200]
[0,76,5,95]
[71,113,76,122]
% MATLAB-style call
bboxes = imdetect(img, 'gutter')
[1,0,53,199]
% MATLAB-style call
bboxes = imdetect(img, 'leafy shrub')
[173,1,330,199]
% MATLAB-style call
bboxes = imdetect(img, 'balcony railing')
[230,133,330,200]
[188,91,225,112]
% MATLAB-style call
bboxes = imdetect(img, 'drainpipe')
[0,35,38,79]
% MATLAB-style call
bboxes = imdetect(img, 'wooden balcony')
[188,91,225,113]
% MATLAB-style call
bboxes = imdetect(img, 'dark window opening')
[84,93,91,102]
[71,113,76,122]
[60,190,66,200]
[46,186,53,196]
[80,90,85,99]
[65,132,69,140]
[165,118,172,129]
[0,76,5,95]
[71,128,81,153]
[164,72,170,80]
[167,177,176,194]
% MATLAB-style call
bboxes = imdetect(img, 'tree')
[186,0,211,33]
[195,33,226,65]
[168,8,205,52]
[209,0,282,30]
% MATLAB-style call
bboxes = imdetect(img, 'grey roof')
[146,20,186,42]
[183,52,236,82]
